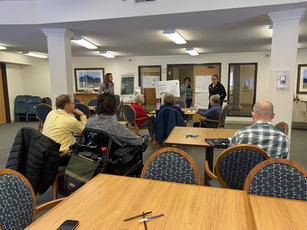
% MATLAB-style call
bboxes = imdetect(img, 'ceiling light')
[163,30,186,44]
[24,52,48,59]
[99,51,115,58]
[72,36,97,49]
[0,45,7,50]
[269,25,273,34]
[185,48,199,56]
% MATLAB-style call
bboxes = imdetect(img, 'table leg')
[204,147,214,186]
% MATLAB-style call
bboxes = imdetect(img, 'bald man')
[229,100,288,158]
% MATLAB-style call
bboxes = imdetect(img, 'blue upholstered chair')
[0,169,63,230]
[115,95,120,106]
[244,158,307,200]
[74,103,90,119]
[141,147,201,185]
[205,144,269,189]
[14,95,31,121]
[174,99,186,108]
[74,98,80,104]
[88,99,97,106]
[274,122,289,135]
[199,104,229,128]
[26,96,42,122]
[35,103,52,132]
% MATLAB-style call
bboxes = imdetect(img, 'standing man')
[208,74,226,108]
[43,94,87,153]
[229,100,289,159]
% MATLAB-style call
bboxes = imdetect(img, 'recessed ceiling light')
[0,45,7,50]
[24,52,48,59]
[163,30,187,44]
[185,48,199,56]
[99,51,115,58]
[72,36,97,49]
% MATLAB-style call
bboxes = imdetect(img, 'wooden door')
[0,65,7,124]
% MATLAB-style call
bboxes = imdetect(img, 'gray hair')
[210,94,220,104]
[134,94,144,104]
[253,100,274,118]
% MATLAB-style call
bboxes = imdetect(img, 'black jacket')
[6,127,60,194]
[209,82,226,107]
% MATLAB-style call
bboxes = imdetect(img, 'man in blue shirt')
[193,94,221,128]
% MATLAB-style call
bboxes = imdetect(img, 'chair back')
[274,122,289,135]
[88,99,97,106]
[14,95,31,113]
[74,103,90,118]
[141,147,201,185]
[123,104,136,123]
[74,98,80,104]
[216,144,269,190]
[35,103,52,123]
[41,97,52,106]
[0,169,36,229]
[244,158,307,200]
[174,99,186,108]
[218,104,229,128]
[115,95,121,106]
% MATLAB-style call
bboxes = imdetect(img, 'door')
[0,64,9,124]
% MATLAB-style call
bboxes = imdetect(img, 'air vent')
[135,0,155,3]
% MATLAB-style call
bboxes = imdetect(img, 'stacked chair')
[14,95,31,121]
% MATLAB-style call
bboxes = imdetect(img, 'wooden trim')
[204,160,218,184]
[274,121,289,135]
[243,158,307,193]
[36,198,65,214]
[0,169,36,222]
[0,63,10,123]
[215,144,269,188]
[141,147,201,185]
[297,64,307,94]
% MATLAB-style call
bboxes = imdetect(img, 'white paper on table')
[195,75,211,93]
[155,80,180,98]
[142,75,160,88]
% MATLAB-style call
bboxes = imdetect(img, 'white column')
[269,9,305,140]
[42,28,74,107]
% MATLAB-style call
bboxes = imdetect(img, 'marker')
[124,211,152,221]
[139,214,164,222]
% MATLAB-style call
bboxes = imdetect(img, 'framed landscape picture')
[74,68,104,91]
[297,64,307,94]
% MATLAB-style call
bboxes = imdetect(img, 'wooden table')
[165,127,238,185]
[149,107,196,115]
[27,174,255,230]
[249,194,307,230]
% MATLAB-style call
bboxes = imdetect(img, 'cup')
[189,107,194,112]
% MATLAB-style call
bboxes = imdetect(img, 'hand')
[73,109,84,116]
[194,108,198,112]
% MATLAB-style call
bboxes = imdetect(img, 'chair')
[205,144,269,189]
[88,99,97,106]
[123,104,152,136]
[141,147,201,185]
[14,95,31,121]
[26,96,42,122]
[74,103,90,118]
[174,99,186,108]
[199,104,229,128]
[0,169,64,229]
[244,158,307,200]
[74,98,80,104]
[115,95,121,106]
[35,103,52,132]
[275,122,289,135]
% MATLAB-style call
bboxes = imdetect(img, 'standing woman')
[99,73,114,94]
[208,74,226,108]
[180,77,193,108]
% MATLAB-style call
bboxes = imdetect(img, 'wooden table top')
[249,194,307,230]
[149,107,196,115]
[27,174,255,230]
[165,126,238,147]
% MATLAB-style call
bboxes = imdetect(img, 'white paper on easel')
[142,75,160,88]
[194,75,211,109]
[155,80,180,98]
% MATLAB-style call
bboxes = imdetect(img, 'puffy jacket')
[6,127,60,194]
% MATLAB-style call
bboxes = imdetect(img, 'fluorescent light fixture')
[269,25,273,34]
[99,51,115,58]
[0,45,7,50]
[185,48,199,56]
[24,52,48,59]
[163,30,186,44]
[72,36,97,49]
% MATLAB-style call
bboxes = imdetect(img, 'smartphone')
[57,220,79,230]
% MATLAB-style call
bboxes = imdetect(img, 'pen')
[139,214,164,222]
[124,211,152,221]
[143,211,147,230]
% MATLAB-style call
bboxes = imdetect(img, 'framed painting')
[74,68,104,91]
[297,64,307,94]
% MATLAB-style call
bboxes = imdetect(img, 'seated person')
[193,94,221,128]
[131,94,154,137]
[229,100,289,159]
[157,93,184,119]
[86,93,142,147]
[43,94,87,153]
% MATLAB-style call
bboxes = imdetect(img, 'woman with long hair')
[99,73,114,94]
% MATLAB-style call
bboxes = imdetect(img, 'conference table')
[149,107,196,115]
[27,174,256,230]
[165,127,238,185]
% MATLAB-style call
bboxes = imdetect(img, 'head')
[251,100,275,122]
[163,93,175,105]
[96,93,117,115]
[103,73,113,87]
[134,94,145,105]
[184,77,191,84]
[211,74,219,85]
[56,94,74,113]
[209,94,220,106]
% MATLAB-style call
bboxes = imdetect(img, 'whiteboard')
[155,80,180,98]
[142,75,160,88]
[194,75,211,109]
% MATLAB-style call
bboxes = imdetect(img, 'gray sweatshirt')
[99,82,114,94]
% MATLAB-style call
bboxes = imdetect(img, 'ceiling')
[0,2,307,57]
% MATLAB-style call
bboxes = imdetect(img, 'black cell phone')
[57,220,79,230]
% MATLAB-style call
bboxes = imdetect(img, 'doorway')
[0,63,10,123]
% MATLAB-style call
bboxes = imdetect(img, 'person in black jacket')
[208,74,226,108]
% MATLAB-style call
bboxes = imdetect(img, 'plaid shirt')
[229,121,289,159]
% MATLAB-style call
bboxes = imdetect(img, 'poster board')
[120,73,135,101]
[142,75,160,88]
[155,80,180,99]
[194,75,211,109]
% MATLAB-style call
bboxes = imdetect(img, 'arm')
[181,84,187,94]
[197,108,213,118]
[219,84,227,101]
[69,114,87,134]
[99,83,105,93]
[116,124,142,146]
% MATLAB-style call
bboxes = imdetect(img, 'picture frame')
[297,64,307,94]
[74,68,104,91]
